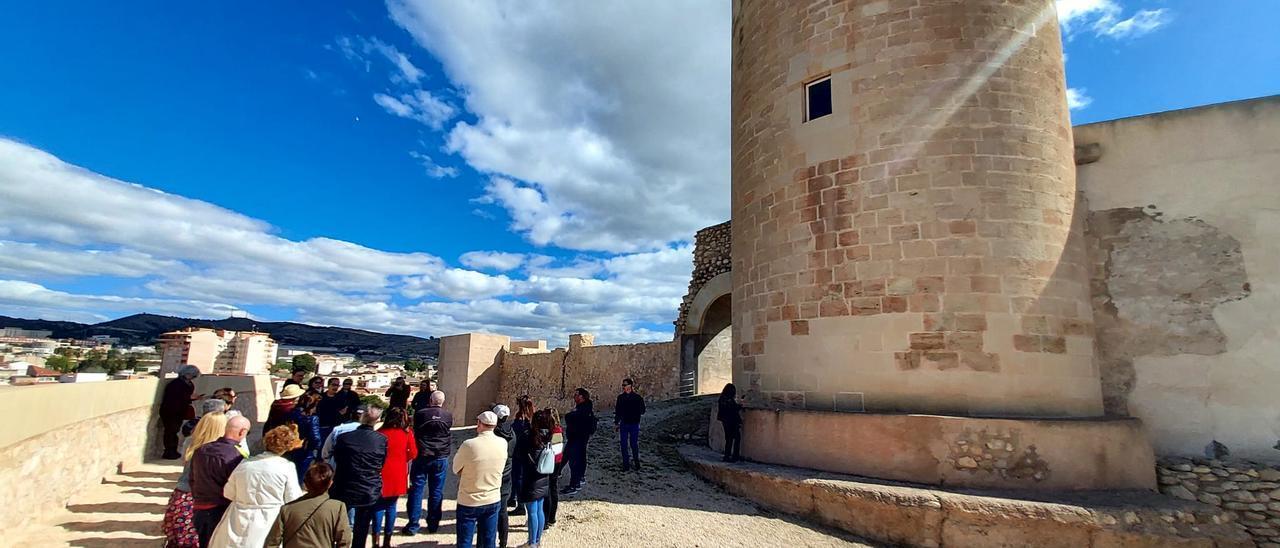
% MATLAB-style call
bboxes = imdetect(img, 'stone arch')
[680,272,733,396]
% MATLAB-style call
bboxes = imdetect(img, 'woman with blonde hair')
[163,411,229,548]
[210,425,305,547]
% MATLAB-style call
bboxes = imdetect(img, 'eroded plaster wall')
[1076,96,1280,461]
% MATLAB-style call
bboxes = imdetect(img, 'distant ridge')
[0,313,439,358]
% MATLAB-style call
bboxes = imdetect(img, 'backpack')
[536,445,556,474]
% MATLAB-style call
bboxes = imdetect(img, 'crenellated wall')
[493,335,680,414]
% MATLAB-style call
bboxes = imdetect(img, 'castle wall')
[1075,96,1280,461]
[495,336,679,414]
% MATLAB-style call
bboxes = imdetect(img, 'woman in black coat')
[718,383,743,462]
[518,409,554,546]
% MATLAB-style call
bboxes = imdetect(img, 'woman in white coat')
[210,425,305,548]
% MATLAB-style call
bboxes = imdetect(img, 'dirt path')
[16,397,870,547]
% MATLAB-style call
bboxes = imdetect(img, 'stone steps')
[680,445,1253,548]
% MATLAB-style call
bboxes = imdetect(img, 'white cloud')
[373,90,457,130]
[0,138,691,343]
[1056,0,1171,39]
[334,36,425,84]
[1067,87,1093,110]
[386,0,731,253]
[409,150,458,178]
[460,251,525,271]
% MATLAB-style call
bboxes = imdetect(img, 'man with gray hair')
[403,390,453,535]
[332,405,387,548]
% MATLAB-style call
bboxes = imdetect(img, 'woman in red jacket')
[372,407,416,548]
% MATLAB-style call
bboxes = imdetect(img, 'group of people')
[157,368,661,548]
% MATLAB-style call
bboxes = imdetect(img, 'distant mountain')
[0,313,439,358]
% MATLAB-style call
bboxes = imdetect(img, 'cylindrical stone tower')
[732,0,1102,417]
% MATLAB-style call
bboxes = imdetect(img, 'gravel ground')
[394,396,871,548]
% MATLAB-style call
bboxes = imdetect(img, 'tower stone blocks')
[732,0,1102,417]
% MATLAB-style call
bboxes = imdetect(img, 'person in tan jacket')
[452,411,508,548]
[268,462,351,548]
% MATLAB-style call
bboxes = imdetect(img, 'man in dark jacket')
[331,406,387,548]
[191,415,249,548]
[403,390,453,535]
[560,388,596,496]
[614,378,646,472]
[491,404,515,548]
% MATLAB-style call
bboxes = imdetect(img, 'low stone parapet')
[680,445,1252,547]
[709,407,1158,491]
[1158,457,1280,547]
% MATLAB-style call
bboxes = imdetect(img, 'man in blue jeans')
[454,411,507,548]
[403,390,453,535]
[614,378,646,471]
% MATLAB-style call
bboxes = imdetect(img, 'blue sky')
[0,1,1275,342]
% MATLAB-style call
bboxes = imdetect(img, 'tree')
[291,353,318,373]
[46,354,75,373]
[403,358,426,373]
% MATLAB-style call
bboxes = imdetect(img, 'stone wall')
[1076,96,1280,461]
[1158,457,1280,546]
[495,335,679,413]
[708,407,1156,491]
[675,220,731,335]
[0,374,278,530]
[0,380,159,530]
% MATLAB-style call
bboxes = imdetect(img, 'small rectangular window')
[805,77,832,122]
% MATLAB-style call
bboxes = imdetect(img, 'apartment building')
[159,328,278,375]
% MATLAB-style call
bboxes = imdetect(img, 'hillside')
[0,313,439,358]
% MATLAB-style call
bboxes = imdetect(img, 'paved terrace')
[4,379,867,547]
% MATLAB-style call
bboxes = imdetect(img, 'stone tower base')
[709,408,1156,491]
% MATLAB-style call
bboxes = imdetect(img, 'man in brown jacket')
[268,462,351,548]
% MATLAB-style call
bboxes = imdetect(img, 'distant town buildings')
[159,328,278,375]
[0,327,53,339]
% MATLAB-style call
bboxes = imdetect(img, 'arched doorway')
[679,273,732,396]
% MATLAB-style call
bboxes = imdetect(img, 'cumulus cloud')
[0,138,688,343]
[1056,0,1171,39]
[460,251,525,271]
[385,0,731,253]
[1066,87,1093,110]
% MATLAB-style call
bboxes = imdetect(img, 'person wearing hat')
[160,365,204,459]
[491,405,516,548]
[264,383,306,435]
[452,410,508,548]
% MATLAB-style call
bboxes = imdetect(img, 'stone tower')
[731,0,1102,417]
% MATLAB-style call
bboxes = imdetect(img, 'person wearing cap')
[404,391,452,535]
[160,365,204,460]
[264,383,306,435]
[452,410,507,548]
[491,404,516,548]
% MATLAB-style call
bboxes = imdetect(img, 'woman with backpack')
[517,409,556,547]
